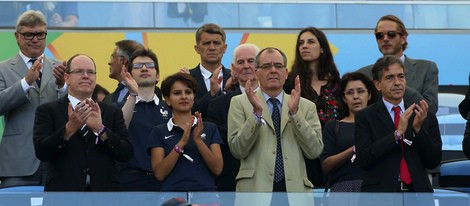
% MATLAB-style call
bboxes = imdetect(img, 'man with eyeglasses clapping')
[0,10,67,189]
[358,14,439,114]
[33,54,133,191]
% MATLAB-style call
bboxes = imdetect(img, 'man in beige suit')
[228,47,322,205]
[0,10,67,188]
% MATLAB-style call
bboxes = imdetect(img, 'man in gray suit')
[358,14,439,114]
[0,10,67,188]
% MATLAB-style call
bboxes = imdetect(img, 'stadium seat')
[439,159,470,193]
[0,185,44,192]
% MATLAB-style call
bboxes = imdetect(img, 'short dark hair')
[254,47,287,68]
[128,48,159,73]
[160,73,197,99]
[66,54,96,73]
[195,23,226,44]
[16,10,47,31]
[375,15,408,51]
[371,55,405,81]
[339,72,378,117]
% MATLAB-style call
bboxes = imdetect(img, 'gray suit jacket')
[358,56,439,114]
[0,54,65,177]
[227,90,323,193]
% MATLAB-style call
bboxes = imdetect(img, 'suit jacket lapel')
[39,57,55,93]
[376,101,396,132]
[9,54,28,80]
[280,92,290,134]
[194,65,208,96]
[256,90,275,130]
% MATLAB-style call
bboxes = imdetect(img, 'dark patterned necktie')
[393,106,411,184]
[269,98,284,183]
[29,58,41,87]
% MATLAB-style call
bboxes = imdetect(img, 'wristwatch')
[93,125,106,137]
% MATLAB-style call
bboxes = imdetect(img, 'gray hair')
[231,43,260,65]
[16,10,47,32]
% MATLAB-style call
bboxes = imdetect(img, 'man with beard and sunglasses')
[358,14,438,114]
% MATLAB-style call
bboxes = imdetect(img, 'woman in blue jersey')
[148,73,223,192]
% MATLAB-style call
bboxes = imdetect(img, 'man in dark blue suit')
[355,55,441,192]
[186,23,231,119]
[207,43,260,191]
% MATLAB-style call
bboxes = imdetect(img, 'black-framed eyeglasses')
[374,31,402,40]
[18,32,47,40]
[133,62,156,69]
[67,69,97,76]
[257,63,285,70]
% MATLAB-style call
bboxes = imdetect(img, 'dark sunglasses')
[374,31,402,40]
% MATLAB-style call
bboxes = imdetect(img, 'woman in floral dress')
[284,27,343,188]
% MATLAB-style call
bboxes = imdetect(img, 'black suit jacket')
[189,64,230,120]
[355,100,442,192]
[33,96,133,191]
[206,89,241,191]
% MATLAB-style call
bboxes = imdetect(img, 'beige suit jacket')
[228,90,323,193]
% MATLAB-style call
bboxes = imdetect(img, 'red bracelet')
[174,145,184,155]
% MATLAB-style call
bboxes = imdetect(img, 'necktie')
[393,106,412,184]
[269,98,284,183]
[112,83,125,102]
[29,58,41,88]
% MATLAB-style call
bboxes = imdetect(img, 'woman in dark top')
[284,27,343,187]
[148,73,223,192]
[320,72,377,192]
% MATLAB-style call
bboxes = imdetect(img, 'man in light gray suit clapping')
[0,10,67,188]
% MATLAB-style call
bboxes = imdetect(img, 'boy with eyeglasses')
[358,14,439,114]
[118,48,172,191]
[0,10,67,188]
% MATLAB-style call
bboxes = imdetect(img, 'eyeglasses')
[18,32,47,40]
[374,31,402,40]
[344,89,367,96]
[257,63,285,70]
[133,62,156,69]
[67,69,97,76]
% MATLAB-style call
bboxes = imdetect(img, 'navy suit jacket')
[207,89,241,191]
[189,64,230,119]
[355,100,442,192]
[33,96,133,191]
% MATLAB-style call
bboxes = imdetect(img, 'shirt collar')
[167,116,198,131]
[400,54,406,63]
[135,94,160,106]
[239,84,259,94]
[19,52,43,67]
[382,98,405,113]
[68,95,83,110]
[200,64,223,80]
[262,91,284,105]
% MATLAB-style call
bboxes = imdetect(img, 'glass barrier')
[2,1,470,29]
[0,190,469,206]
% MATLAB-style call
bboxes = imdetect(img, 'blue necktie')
[269,98,284,183]
[112,83,125,102]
